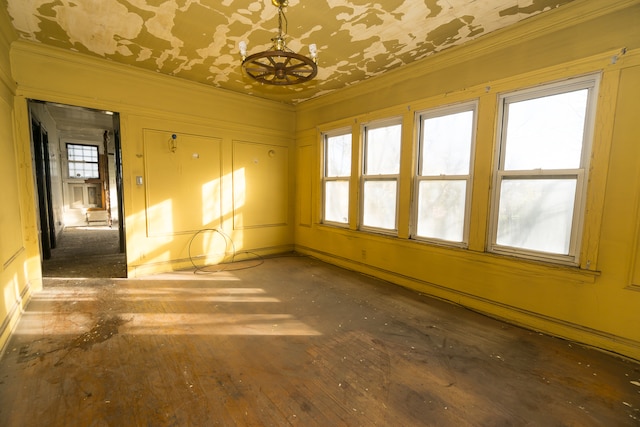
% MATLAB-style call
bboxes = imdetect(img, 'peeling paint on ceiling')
[5,0,575,104]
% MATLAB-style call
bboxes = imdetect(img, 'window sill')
[463,250,600,284]
[311,224,600,284]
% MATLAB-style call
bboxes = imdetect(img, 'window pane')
[87,147,98,162]
[421,110,473,175]
[496,179,577,254]
[68,160,99,178]
[503,89,588,170]
[67,144,99,178]
[326,134,351,177]
[363,180,397,230]
[365,124,401,175]
[416,180,466,242]
[68,144,98,162]
[325,180,349,223]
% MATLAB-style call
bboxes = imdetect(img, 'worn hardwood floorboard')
[0,256,639,426]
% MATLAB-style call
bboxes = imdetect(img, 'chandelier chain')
[278,5,288,40]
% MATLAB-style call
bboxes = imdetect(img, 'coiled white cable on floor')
[187,228,263,274]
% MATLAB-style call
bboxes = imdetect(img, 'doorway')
[28,100,127,278]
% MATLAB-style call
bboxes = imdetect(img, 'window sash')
[361,177,398,232]
[413,103,476,245]
[322,130,352,226]
[489,75,598,264]
[414,176,469,243]
[364,123,402,175]
[501,89,588,171]
[360,119,402,234]
[492,172,584,260]
[324,178,350,224]
[324,132,352,178]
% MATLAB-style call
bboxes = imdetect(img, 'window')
[413,103,476,245]
[490,75,599,263]
[67,143,99,179]
[361,120,402,232]
[322,130,352,225]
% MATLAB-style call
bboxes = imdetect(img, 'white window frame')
[489,74,600,265]
[412,101,477,247]
[67,143,100,179]
[322,128,352,226]
[359,118,402,235]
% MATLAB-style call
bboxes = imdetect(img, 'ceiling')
[40,102,117,141]
[26,100,117,144]
[6,0,576,106]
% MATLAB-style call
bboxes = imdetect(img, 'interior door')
[42,130,56,249]
[31,119,52,260]
[112,113,126,254]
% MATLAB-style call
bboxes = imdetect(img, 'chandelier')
[239,0,318,85]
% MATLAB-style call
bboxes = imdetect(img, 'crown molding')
[10,40,294,114]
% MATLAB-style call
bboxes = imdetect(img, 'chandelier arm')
[244,63,274,70]
[256,72,274,80]
[244,62,277,73]
[245,68,275,77]
[266,55,279,67]
[248,58,276,69]
[284,62,312,71]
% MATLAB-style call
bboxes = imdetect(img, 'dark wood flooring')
[1,255,639,426]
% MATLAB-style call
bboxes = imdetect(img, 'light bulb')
[309,43,317,62]
[239,41,247,59]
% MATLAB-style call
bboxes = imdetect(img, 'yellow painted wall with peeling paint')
[15,41,297,277]
[0,26,297,354]
[1,0,640,362]
[295,0,640,359]
[0,7,42,354]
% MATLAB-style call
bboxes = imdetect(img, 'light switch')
[136,176,143,185]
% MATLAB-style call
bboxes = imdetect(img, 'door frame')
[27,101,127,265]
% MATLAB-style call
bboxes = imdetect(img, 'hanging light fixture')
[239,0,318,85]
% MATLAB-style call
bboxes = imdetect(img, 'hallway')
[0,256,639,426]
[42,226,126,279]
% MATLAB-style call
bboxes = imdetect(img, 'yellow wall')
[8,40,296,278]
[0,6,41,353]
[295,0,640,360]
[0,4,297,351]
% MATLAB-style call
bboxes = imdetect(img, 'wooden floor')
[1,256,639,426]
